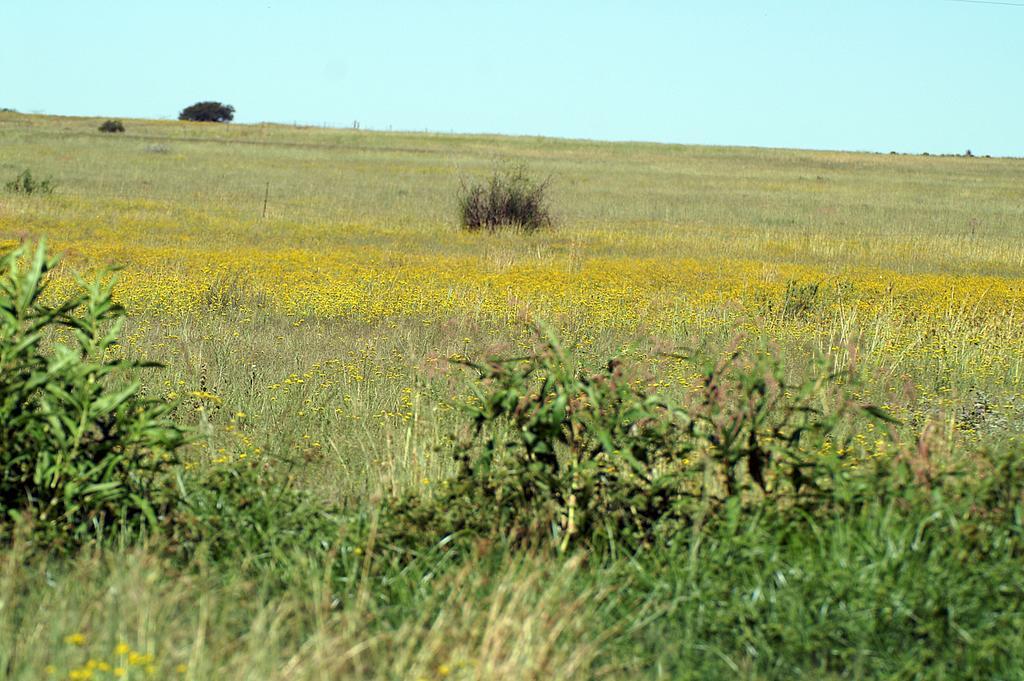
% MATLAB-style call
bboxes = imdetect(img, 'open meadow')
[3,111,1024,679]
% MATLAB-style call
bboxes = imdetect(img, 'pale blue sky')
[2,1,1021,155]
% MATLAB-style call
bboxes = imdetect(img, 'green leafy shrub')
[0,242,188,544]
[385,326,894,553]
[98,119,125,133]
[5,169,55,195]
[458,165,552,232]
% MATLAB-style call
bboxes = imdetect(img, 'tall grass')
[0,540,610,680]
[5,484,1024,680]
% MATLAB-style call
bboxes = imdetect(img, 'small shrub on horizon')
[458,165,553,232]
[98,119,125,133]
[178,101,235,123]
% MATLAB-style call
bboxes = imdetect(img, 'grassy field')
[2,111,1024,680]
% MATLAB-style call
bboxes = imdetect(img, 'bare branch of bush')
[458,165,553,232]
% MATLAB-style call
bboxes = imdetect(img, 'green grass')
[2,111,1024,680]
[5,499,1023,680]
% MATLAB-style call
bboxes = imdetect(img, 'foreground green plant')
[385,326,896,554]
[0,242,188,544]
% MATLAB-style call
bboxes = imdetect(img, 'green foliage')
[679,338,902,507]
[97,119,125,133]
[5,169,55,195]
[178,101,235,123]
[0,242,188,544]
[458,164,553,232]
[168,460,342,567]
[386,326,892,553]
[607,497,1024,679]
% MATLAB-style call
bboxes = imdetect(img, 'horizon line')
[2,108,1018,161]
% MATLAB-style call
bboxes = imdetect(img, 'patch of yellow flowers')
[48,635,185,680]
[31,236,1024,327]
[8,215,1024,398]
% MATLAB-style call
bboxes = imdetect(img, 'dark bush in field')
[0,242,188,545]
[178,101,235,123]
[458,165,552,232]
[98,119,125,133]
[4,169,55,195]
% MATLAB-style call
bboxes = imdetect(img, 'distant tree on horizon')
[178,101,235,123]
